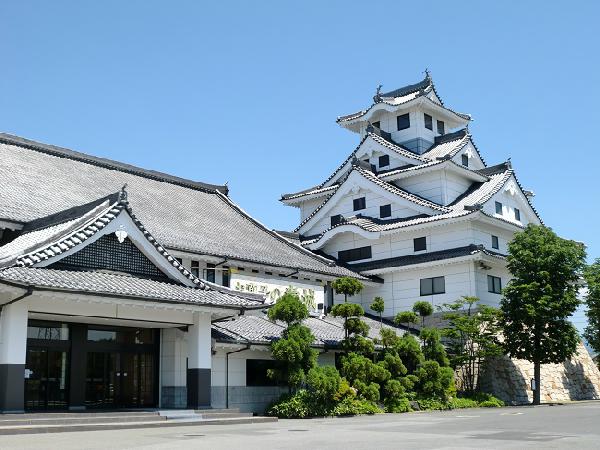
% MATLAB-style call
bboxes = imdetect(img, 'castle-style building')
[282,73,542,315]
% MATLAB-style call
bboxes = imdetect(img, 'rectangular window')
[87,329,117,342]
[495,201,503,214]
[246,359,278,386]
[397,113,410,130]
[380,204,391,218]
[338,246,372,263]
[27,322,69,341]
[372,121,380,129]
[514,208,521,221]
[206,263,215,283]
[222,266,230,287]
[437,120,445,135]
[488,275,502,294]
[461,154,469,167]
[191,260,200,278]
[424,113,433,130]
[378,154,390,168]
[414,236,427,252]
[353,197,366,211]
[420,277,445,296]
[331,215,342,226]
[492,235,499,250]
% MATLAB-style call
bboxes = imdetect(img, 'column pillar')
[0,302,28,413]
[187,312,212,409]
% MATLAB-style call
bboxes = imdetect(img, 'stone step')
[194,407,241,414]
[196,412,253,419]
[0,414,166,427]
[0,410,160,420]
[0,416,278,435]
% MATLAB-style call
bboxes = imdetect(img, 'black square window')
[488,275,502,294]
[495,201,503,214]
[331,214,342,226]
[420,277,445,296]
[246,359,278,386]
[379,154,390,168]
[206,263,215,283]
[222,266,230,287]
[397,113,410,131]
[380,204,391,218]
[437,120,445,135]
[353,197,366,211]
[338,246,372,263]
[424,113,433,130]
[414,236,427,252]
[191,260,200,278]
[372,121,381,129]
[462,154,469,167]
[492,235,499,250]
[514,208,521,221]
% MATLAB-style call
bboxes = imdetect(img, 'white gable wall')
[483,176,540,227]
[304,184,430,237]
[450,141,485,170]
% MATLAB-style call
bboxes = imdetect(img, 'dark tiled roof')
[0,189,204,287]
[0,267,266,309]
[348,245,506,272]
[378,75,435,101]
[0,133,362,280]
[337,75,470,124]
[211,314,406,347]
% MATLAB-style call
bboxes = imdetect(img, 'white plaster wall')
[299,198,325,222]
[336,261,477,317]
[474,264,511,308]
[161,328,188,388]
[393,171,444,204]
[211,349,334,387]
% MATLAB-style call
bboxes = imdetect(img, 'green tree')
[395,311,418,334]
[584,260,600,362]
[395,334,424,374]
[441,296,503,394]
[500,225,586,405]
[370,297,385,324]
[332,277,364,303]
[331,303,373,355]
[420,327,450,367]
[267,290,318,390]
[413,300,434,327]
[415,360,455,401]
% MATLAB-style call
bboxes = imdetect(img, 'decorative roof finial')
[424,68,431,79]
[366,121,374,133]
[119,184,128,202]
[506,158,512,169]
[373,84,383,102]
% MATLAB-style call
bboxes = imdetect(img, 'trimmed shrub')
[266,390,311,418]
[332,397,382,416]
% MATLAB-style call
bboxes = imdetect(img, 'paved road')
[2,402,600,449]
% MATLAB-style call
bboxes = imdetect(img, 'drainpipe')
[225,346,250,409]
[0,287,33,314]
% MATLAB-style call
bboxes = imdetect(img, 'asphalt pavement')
[1,402,599,449]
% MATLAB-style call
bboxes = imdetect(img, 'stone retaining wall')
[480,342,600,404]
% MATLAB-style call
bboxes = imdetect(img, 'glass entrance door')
[85,351,155,408]
[25,348,69,410]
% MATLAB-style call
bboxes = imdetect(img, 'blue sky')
[1,0,599,268]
